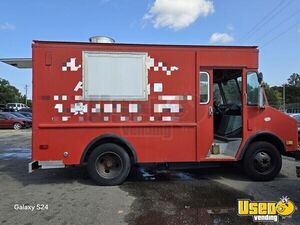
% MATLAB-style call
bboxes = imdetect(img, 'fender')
[80,133,137,164]
[237,131,286,160]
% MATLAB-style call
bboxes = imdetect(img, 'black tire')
[87,143,131,186]
[243,141,282,181]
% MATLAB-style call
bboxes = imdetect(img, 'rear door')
[197,69,214,160]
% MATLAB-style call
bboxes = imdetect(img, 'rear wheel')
[13,123,22,130]
[243,141,282,181]
[87,143,131,186]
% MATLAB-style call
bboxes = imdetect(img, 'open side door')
[197,68,214,160]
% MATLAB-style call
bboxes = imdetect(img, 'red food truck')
[1,37,299,185]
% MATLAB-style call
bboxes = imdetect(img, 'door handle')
[208,106,213,116]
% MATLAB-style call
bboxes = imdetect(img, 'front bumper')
[284,149,300,178]
[285,151,300,160]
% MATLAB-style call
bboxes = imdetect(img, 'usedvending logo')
[238,196,296,222]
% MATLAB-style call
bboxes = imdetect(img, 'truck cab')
[200,68,299,180]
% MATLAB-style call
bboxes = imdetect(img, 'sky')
[0,0,299,99]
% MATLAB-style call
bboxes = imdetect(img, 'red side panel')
[32,43,197,164]
[239,106,298,154]
[32,41,259,165]
[33,127,196,163]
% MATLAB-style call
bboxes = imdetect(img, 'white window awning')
[0,58,32,68]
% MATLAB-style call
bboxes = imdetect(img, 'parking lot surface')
[0,129,299,225]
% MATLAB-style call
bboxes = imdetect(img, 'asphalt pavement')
[0,129,299,225]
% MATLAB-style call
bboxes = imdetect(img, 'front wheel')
[243,141,282,181]
[87,143,131,186]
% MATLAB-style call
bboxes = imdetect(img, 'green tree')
[285,86,300,104]
[264,84,281,108]
[284,73,300,104]
[0,78,25,104]
[287,73,300,87]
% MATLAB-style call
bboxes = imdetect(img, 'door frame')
[196,66,246,161]
[196,67,214,161]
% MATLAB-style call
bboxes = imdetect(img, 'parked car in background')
[19,107,32,113]
[0,104,5,111]
[6,112,31,128]
[0,112,29,130]
[290,113,300,133]
[2,108,15,112]
[8,112,32,122]
[18,112,32,119]
[6,103,28,111]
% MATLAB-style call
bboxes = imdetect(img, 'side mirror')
[258,72,263,84]
[258,85,265,108]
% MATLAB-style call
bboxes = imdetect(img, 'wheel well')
[81,134,137,164]
[241,133,285,159]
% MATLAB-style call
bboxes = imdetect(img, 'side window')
[247,72,259,105]
[0,114,5,120]
[200,72,210,104]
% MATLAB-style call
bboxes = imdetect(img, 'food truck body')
[2,39,299,185]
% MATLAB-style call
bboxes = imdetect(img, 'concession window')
[83,51,148,101]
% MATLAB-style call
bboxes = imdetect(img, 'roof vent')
[89,36,115,43]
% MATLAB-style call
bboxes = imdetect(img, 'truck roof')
[32,40,258,49]
[0,40,258,69]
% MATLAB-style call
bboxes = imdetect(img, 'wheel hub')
[106,160,113,168]
[254,151,272,172]
[95,152,123,179]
